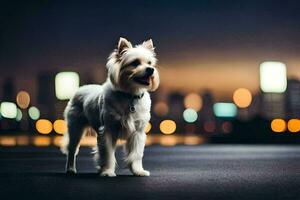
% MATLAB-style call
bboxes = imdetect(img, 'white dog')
[61,37,159,177]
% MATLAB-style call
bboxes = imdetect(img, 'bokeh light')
[183,108,198,123]
[184,93,202,111]
[233,88,252,108]
[213,103,237,117]
[160,120,176,135]
[145,122,152,133]
[260,62,287,93]
[33,136,51,147]
[159,135,178,146]
[183,135,203,145]
[221,121,232,133]
[16,109,22,121]
[0,136,16,146]
[287,119,300,133]
[154,102,169,116]
[16,136,29,146]
[0,102,17,119]
[16,91,30,109]
[53,119,67,134]
[36,119,53,134]
[55,72,80,100]
[28,106,40,120]
[271,119,286,133]
[204,121,216,133]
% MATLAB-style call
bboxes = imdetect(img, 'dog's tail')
[60,101,71,155]
[60,131,69,155]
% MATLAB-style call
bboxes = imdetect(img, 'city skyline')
[2,0,300,100]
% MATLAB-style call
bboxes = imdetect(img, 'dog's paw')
[66,168,77,175]
[100,170,116,177]
[132,170,150,177]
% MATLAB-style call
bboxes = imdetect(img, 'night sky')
[1,0,300,99]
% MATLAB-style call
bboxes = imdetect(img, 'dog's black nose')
[145,67,154,76]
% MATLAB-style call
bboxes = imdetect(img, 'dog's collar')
[115,90,144,100]
[114,90,144,113]
[129,93,144,113]
[132,93,144,99]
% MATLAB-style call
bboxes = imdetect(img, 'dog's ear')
[142,39,154,50]
[118,37,132,54]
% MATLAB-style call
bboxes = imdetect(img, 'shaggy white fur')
[61,37,159,177]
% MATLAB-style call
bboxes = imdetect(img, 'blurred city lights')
[16,91,30,109]
[183,108,198,123]
[213,103,237,117]
[233,88,252,108]
[28,106,40,120]
[55,71,80,100]
[145,122,152,133]
[183,135,204,145]
[204,121,215,133]
[36,119,53,134]
[145,137,152,146]
[287,119,300,133]
[16,136,29,146]
[271,119,286,133]
[16,109,22,121]
[80,136,97,146]
[33,136,51,147]
[154,102,169,116]
[184,93,202,111]
[53,119,67,134]
[221,121,233,133]
[0,102,17,119]
[260,62,287,93]
[0,136,16,146]
[53,136,63,147]
[160,120,176,134]
[159,135,178,146]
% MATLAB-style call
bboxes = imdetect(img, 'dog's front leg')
[97,127,117,177]
[126,132,150,176]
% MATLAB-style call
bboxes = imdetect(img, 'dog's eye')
[130,59,141,67]
[148,61,152,65]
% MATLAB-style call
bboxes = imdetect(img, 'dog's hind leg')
[65,118,86,174]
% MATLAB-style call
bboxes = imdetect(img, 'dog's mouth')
[133,75,151,86]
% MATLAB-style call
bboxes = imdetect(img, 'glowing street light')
[213,103,237,118]
[183,108,198,123]
[0,102,17,119]
[271,119,286,133]
[145,122,152,133]
[16,109,23,121]
[53,119,67,134]
[233,88,252,108]
[184,93,203,111]
[16,91,30,109]
[28,106,40,120]
[55,72,80,100]
[36,119,53,134]
[160,120,176,134]
[287,119,300,133]
[260,62,287,93]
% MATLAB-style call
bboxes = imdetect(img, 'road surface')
[0,145,300,200]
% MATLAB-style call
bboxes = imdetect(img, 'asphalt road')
[0,145,300,200]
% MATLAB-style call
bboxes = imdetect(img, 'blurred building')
[199,90,215,121]
[2,77,15,101]
[37,72,57,120]
[286,79,300,118]
[259,93,286,119]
